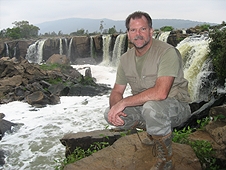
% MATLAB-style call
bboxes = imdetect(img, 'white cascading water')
[4,43,9,57]
[13,46,16,57]
[90,36,94,59]
[68,37,73,60]
[176,34,211,101]
[64,38,68,57]
[157,31,171,42]
[100,34,112,66]
[26,39,46,64]
[111,34,127,67]
[59,38,63,55]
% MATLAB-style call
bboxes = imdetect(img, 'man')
[104,11,191,170]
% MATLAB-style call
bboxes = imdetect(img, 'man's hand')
[108,102,127,126]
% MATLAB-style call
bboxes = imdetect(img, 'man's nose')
[136,29,142,35]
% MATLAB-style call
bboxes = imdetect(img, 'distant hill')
[36,18,217,34]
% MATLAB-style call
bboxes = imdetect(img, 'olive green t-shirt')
[116,45,180,85]
[115,38,191,102]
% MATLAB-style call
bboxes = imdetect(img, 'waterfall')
[157,31,171,42]
[90,36,93,58]
[64,38,68,56]
[68,37,73,60]
[59,38,63,55]
[111,34,127,67]
[100,34,112,65]
[195,58,217,101]
[26,39,46,64]
[176,34,212,101]
[13,47,16,57]
[4,43,9,57]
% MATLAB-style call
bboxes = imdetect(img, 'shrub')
[208,27,226,85]
[160,26,174,32]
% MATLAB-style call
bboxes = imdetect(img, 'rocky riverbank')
[61,104,226,170]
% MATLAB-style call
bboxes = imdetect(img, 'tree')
[58,31,63,36]
[70,28,86,36]
[195,24,210,32]
[12,20,39,38]
[50,31,57,36]
[209,27,226,85]
[99,20,104,34]
[0,29,7,38]
[160,26,174,32]
[6,27,21,39]
[108,25,117,34]
[200,24,210,31]
[4,20,40,39]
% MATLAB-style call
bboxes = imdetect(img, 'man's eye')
[141,27,146,31]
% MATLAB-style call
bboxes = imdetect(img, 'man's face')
[127,16,153,49]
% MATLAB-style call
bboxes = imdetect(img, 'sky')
[0,0,225,30]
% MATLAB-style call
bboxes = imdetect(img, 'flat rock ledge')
[61,130,201,170]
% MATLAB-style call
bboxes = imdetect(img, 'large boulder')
[62,131,201,170]
[46,54,70,65]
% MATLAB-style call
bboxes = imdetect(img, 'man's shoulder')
[121,47,135,58]
[152,38,173,49]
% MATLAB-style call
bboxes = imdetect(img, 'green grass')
[54,141,109,170]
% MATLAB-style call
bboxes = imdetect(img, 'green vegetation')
[0,19,123,39]
[78,75,96,86]
[70,28,89,36]
[198,24,211,32]
[173,115,226,170]
[160,26,174,32]
[54,141,109,170]
[39,63,71,71]
[209,27,226,85]
[0,20,39,39]
[47,77,63,85]
[107,26,117,34]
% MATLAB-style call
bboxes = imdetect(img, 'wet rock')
[46,54,70,65]
[62,131,201,170]
[0,57,111,106]
[26,91,60,107]
[0,150,5,166]
[0,119,21,140]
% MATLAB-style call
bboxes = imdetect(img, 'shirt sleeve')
[158,48,180,77]
[115,61,127,85]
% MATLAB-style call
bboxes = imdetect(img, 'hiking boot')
[150,132,173,170]
[132,120,146,130]
[142,133,155,146]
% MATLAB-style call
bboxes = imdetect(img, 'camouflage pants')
[104,98,191,136]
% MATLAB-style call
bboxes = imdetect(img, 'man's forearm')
[109,91,123,108]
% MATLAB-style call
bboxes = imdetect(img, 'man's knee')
[142,100,165,118]
[103,107,110,123]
